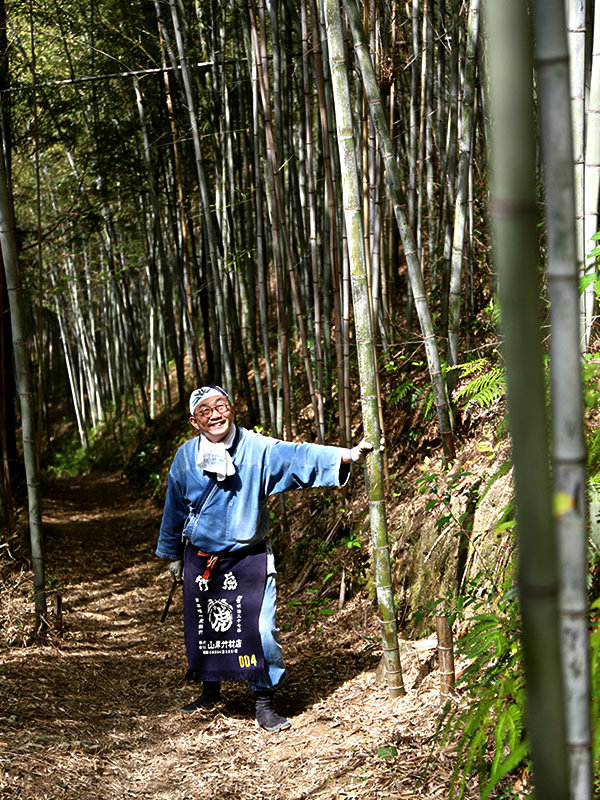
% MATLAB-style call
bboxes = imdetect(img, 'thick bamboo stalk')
[309,0,349,444]
[583,9,600,351]
[0,134,46,629]
[447,0,480,390]
[435,613,455,699]
[0,274,15,531]
[485,1,569,796]
[324,0,404,699]
[342,0,455,463]
[531,2,592,797]
[566,0,588,346]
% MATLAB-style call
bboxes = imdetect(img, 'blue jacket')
[156,426,350,559]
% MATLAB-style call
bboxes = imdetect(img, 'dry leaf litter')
[0,473,480,800]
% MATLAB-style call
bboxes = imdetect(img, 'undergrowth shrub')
[431,584,529,800]
[437,345,600,798]
[44,408,190,496]
[45,424,129,477]
[432,589,600,799]
[591,598,600,797]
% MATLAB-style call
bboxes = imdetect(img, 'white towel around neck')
[196,425,237,481]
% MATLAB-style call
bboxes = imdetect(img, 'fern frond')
[451,357,491,378]
[455,366,506,408]
[481,740,529,800]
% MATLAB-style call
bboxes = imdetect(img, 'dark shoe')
[178,681,222,713]
[254,690,291,732]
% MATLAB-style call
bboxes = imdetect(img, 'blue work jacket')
[155,426,350,559]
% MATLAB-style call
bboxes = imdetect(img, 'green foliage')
[384,358,435,423]
[45,421,128,477]
[582,233,600,298]
[386,374,421,409]
[476,460,512,508]
[340,531,362,549]
[415,454,526,799]
[285,523,368,631]
[123,414,191,497]
[45,407,190,499]
[588,484,600,578]
[582,353,600,410]
[377,745,398,761]
[583,354,600,479]
[416,460,475,540]
[46,435,94,478]
[591,598,600,797]
[411,457,515,632]
[413,570,501,631]
[287,580,336,630]
[432,588,529,800]
[451,358,506,409]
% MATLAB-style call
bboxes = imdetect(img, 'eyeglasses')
[196,401,231,420]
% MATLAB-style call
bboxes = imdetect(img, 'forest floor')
[0,470,481,800]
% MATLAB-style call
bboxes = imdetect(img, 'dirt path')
[0,473,465,800]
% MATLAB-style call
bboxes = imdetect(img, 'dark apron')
[183,541,268,683]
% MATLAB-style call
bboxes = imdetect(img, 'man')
[156,385,372,732]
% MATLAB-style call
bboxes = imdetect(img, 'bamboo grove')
[2,0,600,795]
[0,0,495,482]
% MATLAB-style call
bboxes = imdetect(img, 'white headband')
[189,385,231,416]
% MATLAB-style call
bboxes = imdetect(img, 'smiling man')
[156,385,372,732]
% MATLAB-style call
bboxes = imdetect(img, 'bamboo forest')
[1,0,600,797]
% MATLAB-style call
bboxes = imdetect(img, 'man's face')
[190,396,235,442]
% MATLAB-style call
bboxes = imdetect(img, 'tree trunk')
[0,265,16,530]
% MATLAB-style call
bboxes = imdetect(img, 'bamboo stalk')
[309,0,349,443]
[0,129,46,630]
[583,9,600,352]
[565,0,588,347]
[342,0,455,463]
[446,0,481,390]
[324,0,404,699]
[531,1,592,796]
[435,612,455,699]
[168,0,232,395]
[485,1,569,795]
